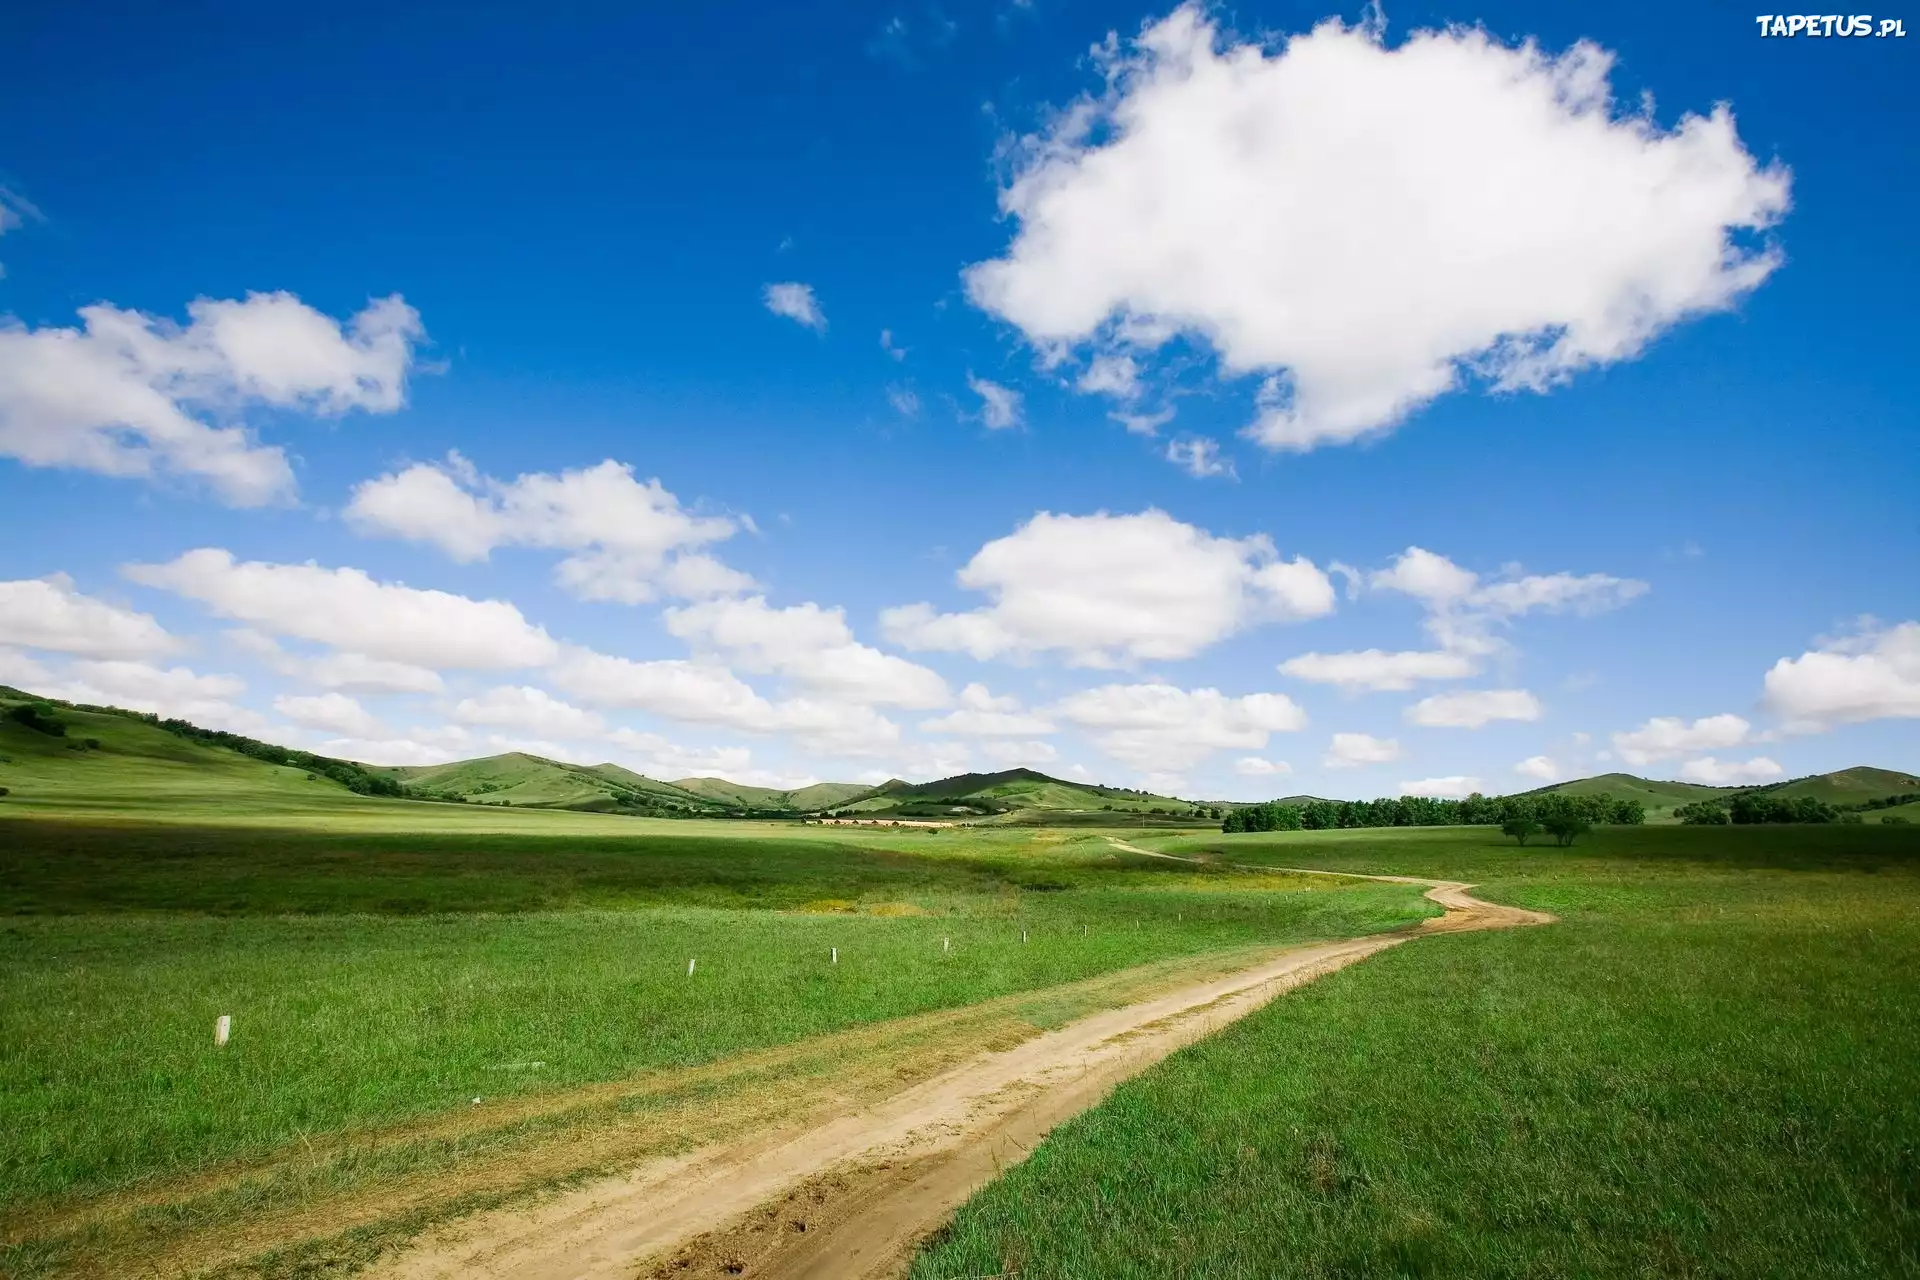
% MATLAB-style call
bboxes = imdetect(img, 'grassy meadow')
[913,822,1920,1279]
[0,816,1434,1218]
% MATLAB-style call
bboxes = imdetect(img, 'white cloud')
[125,549,558,670]
[1406,688,1542,728]
[1370,546,1646,657]
[764,282,826,330]
[228,629,444,694]
[665,596,949,709]
[544,646,904,757]
[1278,647,1476,692]
[0,647,53,689]
[0,574,176,658]
[1612,713,1750,766]
[1370,547,1479,606]
[919,683,1056,736]
[314,725,476,767]
[1113,406,1175,436]
[1762,621,1920,729]
[274,692,385,738]
[968,375,1024,429]
[1078,353,1140,398]
[880,329,908,361]
[48,659,268,735]
[346,456,747,605]
[451,686,606,739]
[603,728,760,782]
[546,648,777,728]
[1052,682,1307,771]
[1165,437,1231,478]
[886,385,922,418]
[882,509,1334,667]
[1399,775,1485,799]
[1234,756,1292,777]
[1678,755,1783,785]
[966,7,1788,451]
[0,292,422,504]
[1514,754,1562,782]
[979,738,1060,767]
[1324,732,1401,767]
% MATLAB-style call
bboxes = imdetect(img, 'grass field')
[0,817,1433,1222]
[912,823,1920,1279]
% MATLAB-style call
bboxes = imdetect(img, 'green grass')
[912,823,1920,1279]
[377,752,724,811]
[0,818,1432,1209]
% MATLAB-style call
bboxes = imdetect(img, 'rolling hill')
[1525,768,1920,822]
[833,768,1217,825]
[374,754,733,814]
[669,777,877,812]
[0,685,420,822]
[6,684,1914,827]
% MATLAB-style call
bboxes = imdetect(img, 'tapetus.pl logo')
[1755,13,1907,35]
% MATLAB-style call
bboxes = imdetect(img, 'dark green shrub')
[5,703,65,737]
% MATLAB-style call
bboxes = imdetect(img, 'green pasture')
[0,818,1432,1209]
[913,822,1920,1279]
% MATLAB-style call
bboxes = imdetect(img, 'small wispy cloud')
[967,375,1023,430]
[1166,437,1232,479]
[887,384,922,418]
[763,282,825,331]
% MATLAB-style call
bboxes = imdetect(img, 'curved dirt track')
[373,849,1551,1280]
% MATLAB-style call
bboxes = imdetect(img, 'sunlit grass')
[0,818,1431,1208]
[912,823,1920,1279]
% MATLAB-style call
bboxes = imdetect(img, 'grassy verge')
[912,824,1920,1279]
[0,819,1433,1213]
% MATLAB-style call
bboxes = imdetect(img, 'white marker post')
[214,1014,231,1047]
[831,947,838,965]
[687,958,697,976]
[943,936,951,953]
[1021,929,1028,944]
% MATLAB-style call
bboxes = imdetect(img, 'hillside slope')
[382,755,725,814]
[1528,768,1920,822]
[669,777,877,812]
[0,687,400,821]
[837,768,1215,825]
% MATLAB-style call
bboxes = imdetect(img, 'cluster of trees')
[6,702,67,737]
[1499,816,1591,847]
[153,718,406,797]
[1223,791,1643,834]
[1857,793,1920,813]
[1677,793,1863,825]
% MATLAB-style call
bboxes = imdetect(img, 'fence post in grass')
[943,936,950,953]
[1022,929,1028,944]
[687,958,696,976]
[214,1014,231,1047]
[831,946,838,965]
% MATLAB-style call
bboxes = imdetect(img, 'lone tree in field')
[1543,815,1592,847]
[1501,817,1541,846]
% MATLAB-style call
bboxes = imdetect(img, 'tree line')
[1222,791,1644,834]
[1677,793,1861,825]
[151,718,406,797]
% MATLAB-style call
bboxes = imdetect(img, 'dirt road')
[374,855,1551,1280]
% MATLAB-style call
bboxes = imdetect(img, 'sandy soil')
[371,856,1550,1280]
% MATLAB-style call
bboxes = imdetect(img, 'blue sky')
[0,0,1914,798]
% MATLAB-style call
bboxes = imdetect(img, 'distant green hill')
[835,767,1216,825]
[377,754,727,815]
[1752,766,1920,807]
[0,686,413,822]
[669,777,877,812]
[1526,768,1920,822]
